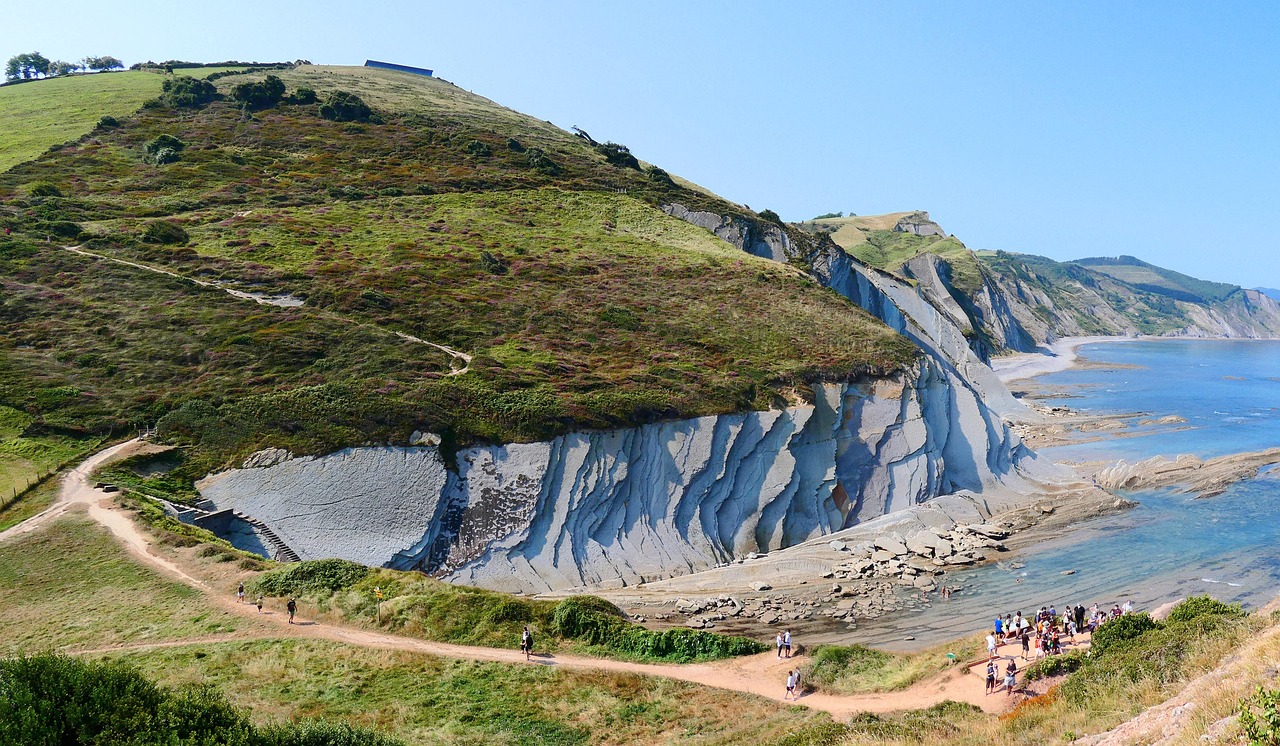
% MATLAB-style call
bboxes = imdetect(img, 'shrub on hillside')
[646,165,675,187]
[25,181,62,198]
[142,221,189,245]
[33,220,82,239]
[803,644,891,689]
[595,141,640,169]
[479,251,508,274]
[505,137,525,152]
[97,115,120,129]
[230,75,287,110]
[1090,612,1160,657]
[318,91,373,122]
[1167,595,1246,624]
[145,134,186,165]
[256,720,405,746]
[551,596,765,662]
[758,209,782,224]
[525,147,561,176]
[160,75,218,107]
[253,559,370,596]
[465,140,492,157]
[290,87,318,105]
[1022,650,1087,681]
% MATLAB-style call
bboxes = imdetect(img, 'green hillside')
[800,213,986,296]
[0,71,165,172]
[0,65,914,472]
[1073,255,1239,303]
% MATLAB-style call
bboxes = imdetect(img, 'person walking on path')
[237,582,245,604]
[287,597,297,624]
[985,658,998,695]
[783,629,792,659]
[986,632,998,658]
[255,594,263,613]
[785,670,798,701]
[776,632,785,658]
[1020,628,1031,661]
[521,626,533,662]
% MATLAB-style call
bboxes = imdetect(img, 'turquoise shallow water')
[852,339,1280,650]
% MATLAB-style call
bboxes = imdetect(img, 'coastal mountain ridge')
[801,212,1280,359]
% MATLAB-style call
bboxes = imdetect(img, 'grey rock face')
[197,447,452,567]
[196,204,1065,594]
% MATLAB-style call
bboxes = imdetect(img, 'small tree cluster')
[160,76,218,108]
[230,75,286,110]
[83,55,124,72]
[145,134,186,165]
[595,141,640,170]
[318,91,373,122]
[5,51,50,80]
[4,52,123,80]
[526,147,561,176]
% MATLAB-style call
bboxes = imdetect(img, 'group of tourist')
[982,599,1134,695]
[235,582,297,622]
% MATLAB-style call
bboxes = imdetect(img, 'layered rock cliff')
[805,215,1280,356]
[195,202,1062,594]
[199,361,1053,593]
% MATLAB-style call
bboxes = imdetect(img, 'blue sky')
[6,1,1279,286]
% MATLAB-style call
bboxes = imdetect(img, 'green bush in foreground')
[1167,595,1246,624]
[803,644,892,689]
[846,701,983,741]
[0,653,400,746]
[1022,650,1087,681]
[1240,685,1280,745]
[1090,612,1159,657]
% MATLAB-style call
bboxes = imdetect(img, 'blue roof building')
[364,60,433,77]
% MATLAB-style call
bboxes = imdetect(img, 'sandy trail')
[2,440,1020,717]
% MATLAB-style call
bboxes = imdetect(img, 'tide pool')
[852,339,1280,650]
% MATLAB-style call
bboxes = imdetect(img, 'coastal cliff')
[196,204,1062,593]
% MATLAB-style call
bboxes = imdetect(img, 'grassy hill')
[0,71,165,172]
[0,515,840,745]
[799,212,985,296]
[0,65,915,474]
[1073,254,1239,303]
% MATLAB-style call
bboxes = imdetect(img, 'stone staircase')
[232,510,301,563]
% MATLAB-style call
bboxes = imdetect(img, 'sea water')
[852,339,1280,650]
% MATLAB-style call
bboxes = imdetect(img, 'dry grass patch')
[109,638,842,745]
[0,513,262,654]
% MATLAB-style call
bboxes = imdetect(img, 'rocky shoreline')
[600,481,1130,643]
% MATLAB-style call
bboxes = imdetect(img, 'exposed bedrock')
[196,205,1071,593]
[198,360,1061,593]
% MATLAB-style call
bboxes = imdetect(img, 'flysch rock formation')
[197,203,1077,594]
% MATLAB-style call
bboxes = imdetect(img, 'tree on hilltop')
[82,55,124,72]
[47,60,79,77]
[4,51,51,80]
